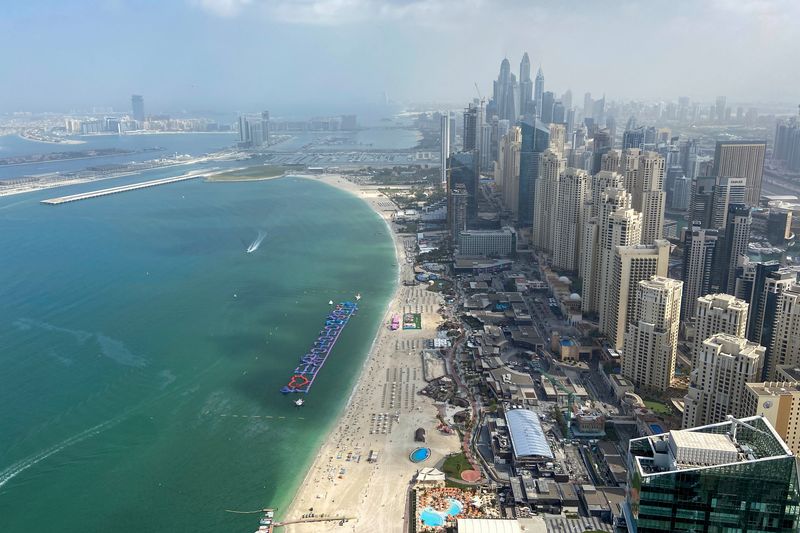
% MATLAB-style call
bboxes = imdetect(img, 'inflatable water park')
[281,300,358,394]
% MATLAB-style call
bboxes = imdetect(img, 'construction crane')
[474,83,485,105]
[541,372,574,430]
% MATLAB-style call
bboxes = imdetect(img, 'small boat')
[295,398,305,407]
[328,300,334,305]
[355,293,362,301]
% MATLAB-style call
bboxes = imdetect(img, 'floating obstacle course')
[281,301,358,394]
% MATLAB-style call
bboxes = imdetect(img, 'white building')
[622,276,683,392]
[552,168,588,272]
[692,293,749,367]
[458,227,516,257]
[683,333,765,428]
[440,113,450,186]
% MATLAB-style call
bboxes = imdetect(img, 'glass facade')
[517,119,549,227]
[627,418,800,532]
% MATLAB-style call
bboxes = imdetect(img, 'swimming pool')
[419,498,463,527]
[409,447,431,463]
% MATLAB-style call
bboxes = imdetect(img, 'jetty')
[281,301,358,394]
[40,173,202,205]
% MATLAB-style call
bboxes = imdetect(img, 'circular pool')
[409,447,431,463]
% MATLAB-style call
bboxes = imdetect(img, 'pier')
[40,173,203,205]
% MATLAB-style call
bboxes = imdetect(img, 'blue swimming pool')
[409,447,431,463]
[419,498,463,527]
[650,424,665,434]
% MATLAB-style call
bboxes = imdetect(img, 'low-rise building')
[505,409,554,467]
[458,227,517,257]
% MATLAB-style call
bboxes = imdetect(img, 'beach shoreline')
[281,174,460,533]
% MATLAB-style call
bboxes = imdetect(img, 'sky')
[0,0,797,114]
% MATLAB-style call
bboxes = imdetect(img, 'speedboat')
[295,398,305,407]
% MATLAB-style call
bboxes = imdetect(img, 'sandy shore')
[282,175,460,533]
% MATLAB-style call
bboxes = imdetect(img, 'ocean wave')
[0,417,121,491]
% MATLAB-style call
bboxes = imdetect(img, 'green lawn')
[207,165,296,181]
[644,400,672,415]
[442,452,471,478]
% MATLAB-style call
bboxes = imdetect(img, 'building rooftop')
[505,409,553,459]
[457,519,523,533]
[776,365,800,382]
[746,381,800,396]
[630,416,792,477]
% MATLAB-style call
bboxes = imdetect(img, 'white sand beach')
[282,175,461,532]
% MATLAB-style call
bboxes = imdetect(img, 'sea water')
[0,174,396,532]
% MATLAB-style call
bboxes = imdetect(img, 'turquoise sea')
[0,170,396,531]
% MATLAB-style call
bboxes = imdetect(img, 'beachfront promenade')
[40,173,203,205]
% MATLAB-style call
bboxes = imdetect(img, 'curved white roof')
[505,409,553,459]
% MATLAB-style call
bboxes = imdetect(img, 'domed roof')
[558,276,571,284]
[569,293,581,301]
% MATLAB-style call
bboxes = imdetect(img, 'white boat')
[295,398,305,407]
[328,300,334,305]
[246,231,267,254]
[355,293,362,301]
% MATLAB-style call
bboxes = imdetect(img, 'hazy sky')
[1,0,797,114]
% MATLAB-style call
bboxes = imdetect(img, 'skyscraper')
[710,177,747,229]
[519,52,533,119]
[449,184,468,240]
[689,175,716,228]
[602,240,670,349]
[534,67,544,119]
[692,293,749,368]
[681,225,718,320]
[448,152,479,225]
[763,283,800,378]
[532,149,564,252]
[625,416,800,533]
[622,127,644,150]
[131,94,145,123]
[718,204,752,294]
[774,116,800,172]
[517,119,550,227]
[440,113,450,186]
[590,129,613,175]
[462,102,480,152]
[713,141,767,205]
[683,334,764,428]
[551,168,588,272]
[715,95,727,123]
[634,152,667,244]
[580,175,625,315]
[492,58,518,122]
[540,91,554,123]
[622,276,682,392]
[497,127,521,217]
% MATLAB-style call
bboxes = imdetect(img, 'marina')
[39,173,204,205]
[281,301,358,394]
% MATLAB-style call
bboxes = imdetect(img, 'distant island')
[0,147,159,167]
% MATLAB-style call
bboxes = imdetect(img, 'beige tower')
[683,334,765,428]
[600,149,621,172]
[692,294,749,367]
[603,240,670,349]
[532,149,565,252]
[549,123,566,156]
[713,141,767,206]
[583,188,639,318]
[552,168,588,272]
[744,381,800,455]
[634,151,666,245]
[622,276,683,392]
[499,127,521,217]
[620,148,641,198]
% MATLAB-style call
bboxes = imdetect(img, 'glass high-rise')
[624,416,800,532]
[518,119,549,227]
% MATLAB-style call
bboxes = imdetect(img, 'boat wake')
[246,231,267,254]
[0,417,121,490]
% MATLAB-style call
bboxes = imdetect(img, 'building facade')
[622,276,682,392]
